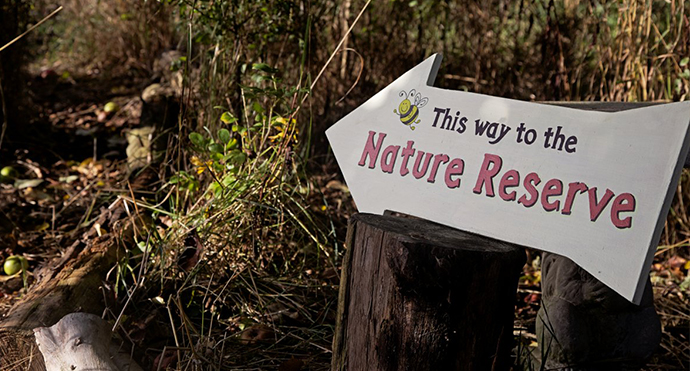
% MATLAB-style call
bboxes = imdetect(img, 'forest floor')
[1,60,689,370]
[0,62,344,369]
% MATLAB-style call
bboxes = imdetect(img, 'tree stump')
[536,253,661,370]
[332,213,525,371]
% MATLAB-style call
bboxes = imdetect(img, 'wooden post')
[332,213,525,371]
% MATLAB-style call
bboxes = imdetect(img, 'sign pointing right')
[327,54,690,304]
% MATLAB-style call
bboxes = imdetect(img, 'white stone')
[34,313,142,371]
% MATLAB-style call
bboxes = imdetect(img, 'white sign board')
[326,54,690,304]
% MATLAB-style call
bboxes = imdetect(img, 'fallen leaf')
[159,215,173,228]
[34,222,50,231]
[59,175,79,184]
[97,111,108,122]
[524,293,541,304]
[667,256,687,269]
[152,350,177,371]
[278,358,304,371]
[14,179,44,189]
[680,275,690,291]
[152,296,165,305]
[178,229,203,272]
[240,324,274,344]
[22,188,53,206]
[325,180,349,193]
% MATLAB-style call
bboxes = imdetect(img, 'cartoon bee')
[393,89,428,130]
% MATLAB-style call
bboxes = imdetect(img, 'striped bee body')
[400,105,419,126]
[393,89,428,131]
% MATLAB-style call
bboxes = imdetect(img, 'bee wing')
[417,97,429,108]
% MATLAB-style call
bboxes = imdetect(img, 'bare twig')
[0,6,64,53]
[300,0,372,108]
[0,77,6,151]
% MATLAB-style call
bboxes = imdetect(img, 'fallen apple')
[0,166,17,178]
[104,102,120,114]
[3,255,28,275]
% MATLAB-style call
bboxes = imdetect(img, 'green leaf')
[220,112,237,124]
[219,128,231,144]
[227,138,238,149]
[209,143,224,154]
[188,180,199,192]
[137,241,149,253]
[680,274,690,291]
[189,132,205,147]
[252,101,264,114]
[680,68,690,79]
[221,173,236,186]
[14,179,43,189]
[252,63,279,74]
[681,57,690,67]
[209,181,223,197]
[232,153,247,166]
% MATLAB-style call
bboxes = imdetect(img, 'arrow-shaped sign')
[327,54,690,304]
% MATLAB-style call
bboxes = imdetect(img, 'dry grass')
[33,0,173,74]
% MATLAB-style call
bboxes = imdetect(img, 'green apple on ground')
[1,166,17,178]
[4,255,28,275]
[103,101,119,113]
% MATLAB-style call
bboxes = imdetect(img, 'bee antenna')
[409,89,416,98]
[399,90,407,98]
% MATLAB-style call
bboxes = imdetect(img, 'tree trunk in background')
[0,0,31,151]
[332,213,525,371]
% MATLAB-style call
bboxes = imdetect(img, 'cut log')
[0,205,132,371]
[34,312,143,371]
[332,213,525,371]
[0,236,119,371]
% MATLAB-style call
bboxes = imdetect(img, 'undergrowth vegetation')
[3,0,689,369]
[32,0,172,72]
[107,1,343,368]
